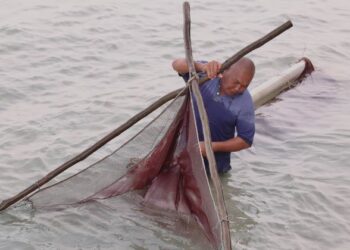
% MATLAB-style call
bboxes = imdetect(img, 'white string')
[186,72,199,86]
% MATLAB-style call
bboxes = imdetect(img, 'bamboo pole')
[183,2,232,249]
[0,17,292,213]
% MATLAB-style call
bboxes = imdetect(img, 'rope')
[186,73,199,86]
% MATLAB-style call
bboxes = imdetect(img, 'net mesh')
[26,91,223,249]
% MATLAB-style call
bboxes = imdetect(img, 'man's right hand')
[203,60,222,79]
[172,58,222,79]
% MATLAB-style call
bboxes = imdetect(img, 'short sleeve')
[178,60,208,83]
[179,72,190,82]
[236,93,255,145]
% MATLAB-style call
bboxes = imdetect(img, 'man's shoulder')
[241,89,253,102]
[200,77,219,93]
[233,90,253,103]
[230,90,254,112]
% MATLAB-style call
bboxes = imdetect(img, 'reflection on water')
[1,0,350,249]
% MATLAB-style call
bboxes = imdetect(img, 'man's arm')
[199,137,250,157]
[172,58,222,79]
[172,58,205,74]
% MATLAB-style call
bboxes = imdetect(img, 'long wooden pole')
[0,18,292,213]
[200,19,293,83]
[183,2,231,249]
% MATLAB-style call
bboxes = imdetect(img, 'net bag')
[26,91,223,249]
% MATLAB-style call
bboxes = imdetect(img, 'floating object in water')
[252,58,314,109]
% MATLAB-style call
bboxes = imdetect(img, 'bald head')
[220,57,255,96]
[227,57,255,84]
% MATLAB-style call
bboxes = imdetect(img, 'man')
[172,58,255,173]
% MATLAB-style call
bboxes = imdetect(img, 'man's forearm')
[172,58,205,74]
[212,136,251,153]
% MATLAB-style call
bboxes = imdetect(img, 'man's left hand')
[199,141,207,157]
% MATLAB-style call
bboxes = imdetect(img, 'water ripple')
[1,1,350,249]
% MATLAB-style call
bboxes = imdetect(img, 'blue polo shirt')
[181,73,255,173]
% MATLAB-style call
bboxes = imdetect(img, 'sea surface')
[1,0,349,249]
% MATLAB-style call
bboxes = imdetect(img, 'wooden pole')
[0,17,293,213]
[199,20,293,84]
[183,2,231,249]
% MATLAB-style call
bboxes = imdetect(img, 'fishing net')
[26,89,223,249]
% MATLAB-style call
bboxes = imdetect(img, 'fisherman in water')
[172,58,255,173]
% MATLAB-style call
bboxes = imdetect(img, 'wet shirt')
[181,73,255,173]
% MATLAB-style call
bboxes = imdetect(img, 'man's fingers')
[208,67,215,79]
[206,63,212,78]
[205,61,222,79]
[199,141,207,157]
[217,62,222,73]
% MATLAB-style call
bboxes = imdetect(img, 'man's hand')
[172,59,223,79]
[199,141,207,157]
[199,137,251,157]
[203,60,222,79]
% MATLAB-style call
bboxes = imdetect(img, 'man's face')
[221,66,251,96]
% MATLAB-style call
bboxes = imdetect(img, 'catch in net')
[26,89,224,249]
